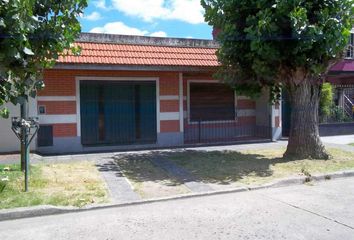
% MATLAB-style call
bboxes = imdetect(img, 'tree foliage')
[0,0,87,118]
[201,0,353,97]
[202,0,354,159]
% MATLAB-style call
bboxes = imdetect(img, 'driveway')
[1,177,353,240]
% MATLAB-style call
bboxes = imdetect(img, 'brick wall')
[37,101,76,115]
[237,99,256,109]
[41,71,76,96]
[40,69,261,142]
[41,69,188,137]
[53,124,77,137]
[159,72,180,133]
[160,100,179,112]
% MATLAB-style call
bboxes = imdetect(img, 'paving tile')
[96,159,140,203]
[150,157,213,193]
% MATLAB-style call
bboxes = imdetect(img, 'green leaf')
[34,80,45,90]
[0,0,87,107]
[0,108,9,119]
[201,0,354,92]
[0,18,5,27]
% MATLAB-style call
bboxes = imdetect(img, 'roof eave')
[53,63,219,72]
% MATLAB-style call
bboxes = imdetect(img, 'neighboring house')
[318,37,354,136]
[328,32,354,117]
[280,31,354,137]
[0,33,281,154]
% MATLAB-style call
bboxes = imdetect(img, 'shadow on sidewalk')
[108,149,301,186]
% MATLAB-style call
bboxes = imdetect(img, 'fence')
[184,119,271,144]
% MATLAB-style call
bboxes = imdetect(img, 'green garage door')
[80,81,157,146]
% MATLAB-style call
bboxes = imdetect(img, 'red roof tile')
[58,42,219,67]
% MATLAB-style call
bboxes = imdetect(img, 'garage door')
[80,81,157,146]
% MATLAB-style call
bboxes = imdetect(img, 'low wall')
[0,100,37,153]
[319,122,354,136]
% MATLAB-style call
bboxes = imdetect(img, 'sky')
[79,0,213,40]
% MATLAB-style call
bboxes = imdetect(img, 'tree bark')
[284,80,329,159]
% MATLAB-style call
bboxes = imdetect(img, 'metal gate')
[80,81,156,146]
[282,90,291,137]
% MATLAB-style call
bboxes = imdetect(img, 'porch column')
[157,73,184,146]
[179,73,184,135]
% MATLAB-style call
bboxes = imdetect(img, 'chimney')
[212,27,221,40]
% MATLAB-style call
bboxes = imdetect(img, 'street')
[1,178,354,240]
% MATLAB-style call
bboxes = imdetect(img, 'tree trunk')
[284,80,329,159]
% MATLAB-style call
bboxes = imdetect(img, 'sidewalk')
[1,138,354,207]
[2,135,353,165]
[321,135,354,145]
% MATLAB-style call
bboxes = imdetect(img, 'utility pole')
[12,99,39,192]
[20,101,28,172]
[20,101,30,191]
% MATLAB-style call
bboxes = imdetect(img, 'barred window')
[346,33,354,58]
[189,83,235,121]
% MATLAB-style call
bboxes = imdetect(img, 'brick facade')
[37,101,76,115]
[237,99,256,109]
[160,100,179,112]
[53,123,77,137]
[36,68,273,151]
[160,120,180,133]
[40,69,187,138]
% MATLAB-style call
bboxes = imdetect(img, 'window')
[189,82,236,122]
[38,106,46,115]
[346,33,354,59]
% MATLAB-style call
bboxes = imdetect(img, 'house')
[0,33,282,154]
[318,35,354,136]
[327,34,354,117]
[280,31,354,136]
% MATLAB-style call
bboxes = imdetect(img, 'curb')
[1,170,354,222]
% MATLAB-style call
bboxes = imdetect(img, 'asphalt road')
[1,178,354,240]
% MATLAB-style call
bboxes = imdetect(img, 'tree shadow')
[95,160,125,178]
[108,149,300,186]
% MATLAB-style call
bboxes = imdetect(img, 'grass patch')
[114,155,190,199]
[0,162,108,209]
[166,147,354,186]
[349,143,354,147]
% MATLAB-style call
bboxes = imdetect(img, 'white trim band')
[160,95,179,101]
[39,115,77,124]
[237,96,251,100]
[37,96,76,101]
[76,76,158,81]
[237,109,256,117]
[160,112,180,121]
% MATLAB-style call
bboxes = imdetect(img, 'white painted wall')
[0,98,37,153]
